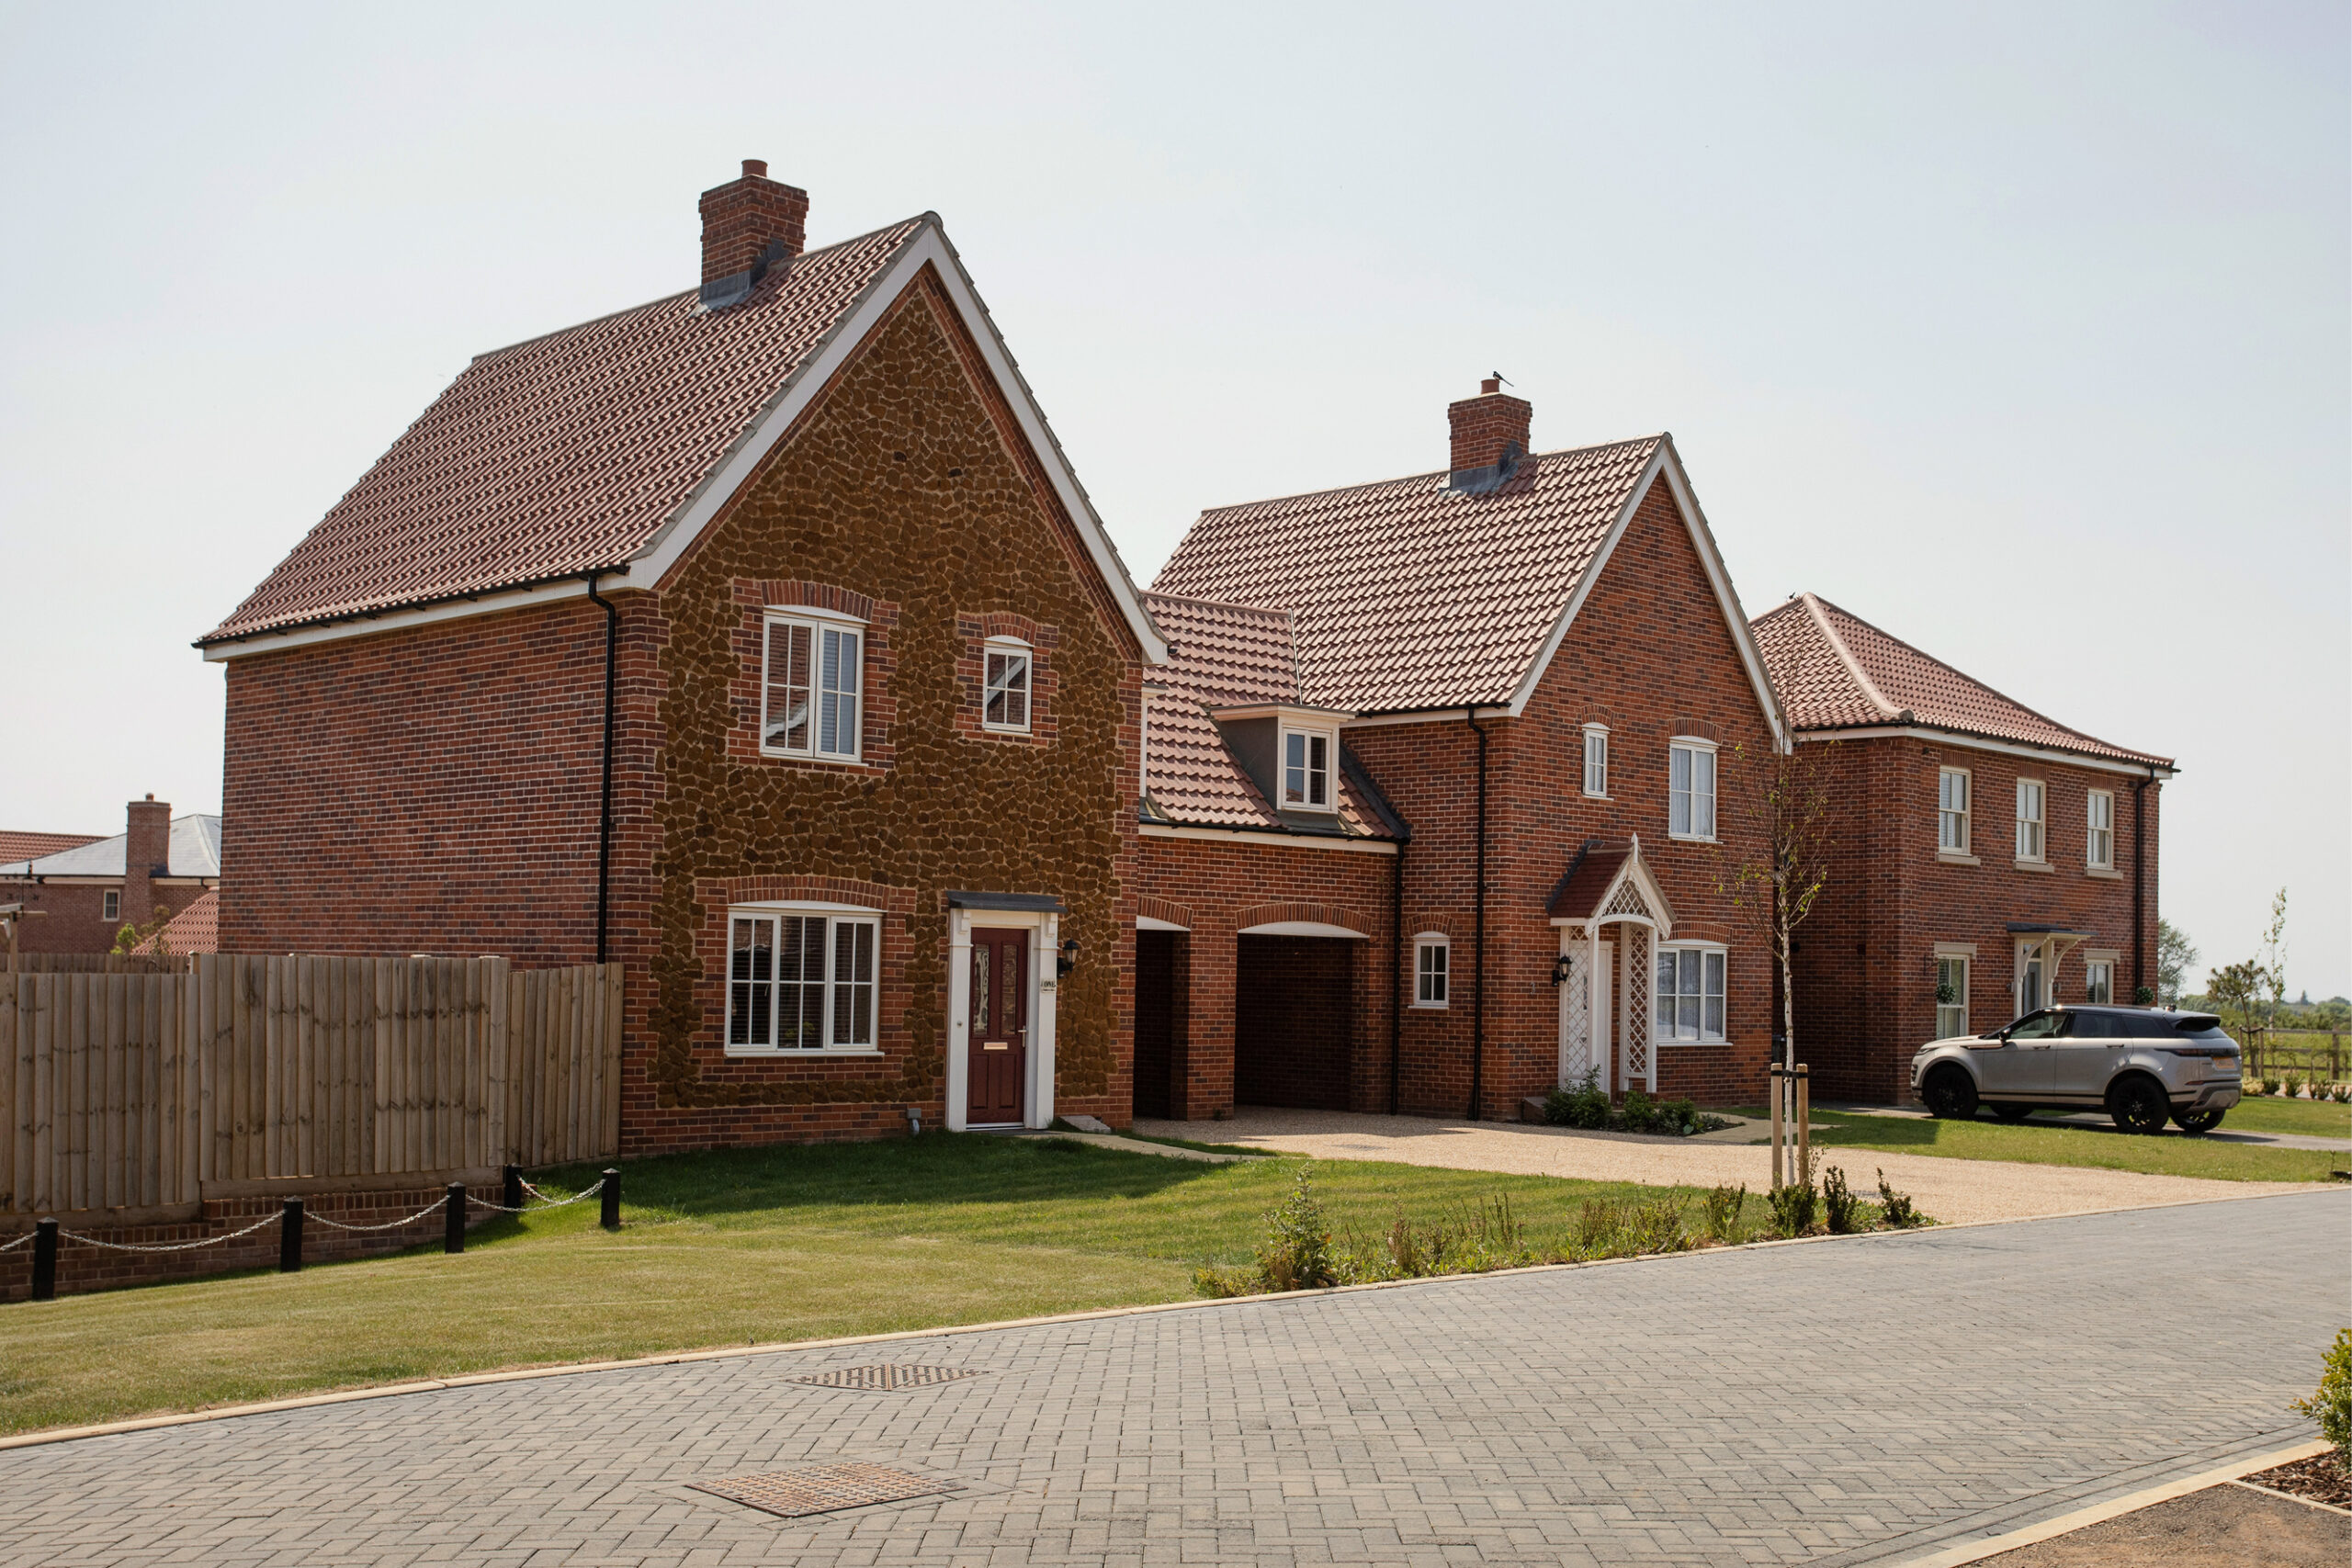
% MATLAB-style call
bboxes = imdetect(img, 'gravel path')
[1136,1108,2333,1225]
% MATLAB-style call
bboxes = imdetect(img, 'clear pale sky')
[2,3,2344,995]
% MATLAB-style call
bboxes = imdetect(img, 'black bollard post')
[445,1183,466,1254]
[600,1168,621,1231]
[30,1218,58,1302]
[503,1163,524,1212]
[280,1198,304,1273]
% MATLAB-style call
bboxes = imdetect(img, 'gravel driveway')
[1136,1108,2333,1225]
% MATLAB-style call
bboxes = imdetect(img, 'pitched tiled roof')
[204,220,928,643]
[1149,437,1663,713]
[0,832,102,866]
[1751,593,2169,767]
[135,891,219,955]
[0,816,223,879]
[1141,592,1400,840]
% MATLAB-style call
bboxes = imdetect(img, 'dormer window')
[982,638,1031,733]
[1283,727,1333,810]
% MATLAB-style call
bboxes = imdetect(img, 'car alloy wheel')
[2171,1109,2223,1134]
[1991,1103,2033,1122]
[1924,1066,1978,1121]
[2106,1076,2170,1135]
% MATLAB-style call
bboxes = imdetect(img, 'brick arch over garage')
[1237,901,1374,935]
[1137,896,1194,930]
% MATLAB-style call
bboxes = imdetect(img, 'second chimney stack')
[698,159,809,309]
[1448,377,1534,479]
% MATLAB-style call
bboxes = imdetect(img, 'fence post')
[503,1164,524,1212]
[601,1168,621,1231]
[31,1218,58,1301]
[445,1182,465,1254]
[279,1198,304,1273]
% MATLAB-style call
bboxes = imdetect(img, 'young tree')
[111,902,173,958]
[2155,919,2199,1007]
[1717,741,1836,1075]
[2256,887,2289,1034]
[2206,960,2265,1043]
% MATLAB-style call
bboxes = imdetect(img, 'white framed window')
[2014,778,2045,862]
[1654,943,1727,1043]
[727,905,879,1052]
[1413,935,1450,1008]
[1581,725,1609,797]
[1938,767,1971,853]
[762,612,864,762]
[982,639,1032,733]
[1936,955,1969,1039]
[2086,789,2113,870]
[102,889,120,922]
[1668,739,1716,840]
[1281,727,1334,811]
[2083,958,2114,1005]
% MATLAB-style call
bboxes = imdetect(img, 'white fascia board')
[636,223,1170,665]
[1793,725,2176,779]
[1138,822,1398,856]
[1498,438,1791,751]
[204,577,600,661]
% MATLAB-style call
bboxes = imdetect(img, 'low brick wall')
[0,1186,503,1302]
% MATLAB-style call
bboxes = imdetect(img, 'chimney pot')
[1480,377,1500,395]
[697,159,809,307]
[1447,378,1534,482]
[742,159,767,178]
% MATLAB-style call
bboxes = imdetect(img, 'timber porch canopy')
[1545,836,1676,1096]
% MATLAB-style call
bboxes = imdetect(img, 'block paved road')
[1,1190,2342,1567]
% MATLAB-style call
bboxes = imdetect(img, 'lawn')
[0,1136,1736,1438]
[1728,1106,2346,1182]
[2218,1094,2351,1139]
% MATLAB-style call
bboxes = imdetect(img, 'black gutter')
[584,574,620,965]
[1467,706,1488,1122]
[195,565,631,650]
[2132,767,2152,1000]
[1388,837,1404,1116]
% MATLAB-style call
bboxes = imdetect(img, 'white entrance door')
[1593,941,1612,1094]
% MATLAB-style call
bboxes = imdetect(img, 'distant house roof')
[1750,593,2170,770]
[134,891,219,954]
[0,831,102,865]
[1151,436,1673,714]
[0,816,222,880]
[1142,592,1402,841]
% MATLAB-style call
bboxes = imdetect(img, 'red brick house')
[0,798,220,954]
[201,162,1170,1146]
[1132,381,1790,1120]
[1749,593,2173,1102]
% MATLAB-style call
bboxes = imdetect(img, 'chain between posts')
[467,1178,606,1214]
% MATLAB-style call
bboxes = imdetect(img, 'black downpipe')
[1467,706,1488,1121]
[584,574,619,965]
[2132,769,2150,1000]
[1388,837,1405,1116]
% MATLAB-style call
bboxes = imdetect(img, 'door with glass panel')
[967,928,1030,1125]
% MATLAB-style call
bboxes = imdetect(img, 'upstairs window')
[1668,740,1716,840]
[763,614,863,761]
[1414,936,1450,1007]
[1655,944,1727,1042]
[728,908,878,1051]
[1283,728,1333,810]
[1582,726,1609,797]
[1938,768,1971,852]
[983,641,1031,733]
[102,889,120,922]
[2015,778,2045,862]
[2086,789,2114,870]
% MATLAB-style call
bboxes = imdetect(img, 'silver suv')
[1910,1007,2242,1134]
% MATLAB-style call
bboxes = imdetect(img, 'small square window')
[2015,778,2045,862]
[1652,944,1727,1042]
[2086,789,2113,870]
[1669,741,1716,840]
[1582,727,1609,797]
[983,645,1031,732]
[1282,728,1333,810]
[1938,768,1970,852]
[1414,937,1449,1008]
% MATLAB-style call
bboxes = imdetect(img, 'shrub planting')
[1875,1169,1926,1228]
[1768,1179,1819,1238]
[2291,1327,2352,1465]
[1540,1070,1733,1136]
[1820,1166,1865,1234]
[1699,1183,1748,1245]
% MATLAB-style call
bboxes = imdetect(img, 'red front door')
[967,928,1029,1124]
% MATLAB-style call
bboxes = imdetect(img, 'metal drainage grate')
[789,1363,984,1392]
[692,1461,966,1519]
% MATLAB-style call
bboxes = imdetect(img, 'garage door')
[1133,929,1179,1120]
[1235,935,1353,1110]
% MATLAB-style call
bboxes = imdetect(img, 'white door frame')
[945,907,1059,1132]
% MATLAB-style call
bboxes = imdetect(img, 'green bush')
[1875,1169,1926,1228]
[1630,1197,1688,1253]
[1543,1071,1613,1130]
[1699,1183,1747,1244]
[1820,1166,1865,1234]
[1768,1179,1818,1237]
[1541,1072,1729,1136]
[2290,1327,2352,1465]
[1256,1164,1339,1291]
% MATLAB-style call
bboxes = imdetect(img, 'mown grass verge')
[1726,1106,2345,1181]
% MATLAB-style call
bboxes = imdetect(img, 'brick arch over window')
[1237,901,1374,935]
[1136,896,1194,930]
[1668,716,1724,743]
[750,580,876,620]
[702,874,916,914]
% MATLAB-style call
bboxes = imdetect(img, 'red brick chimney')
[122,795,170,933]
[698,159,809,308]
[1448,377,1534,477]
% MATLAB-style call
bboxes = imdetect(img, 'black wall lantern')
[1057,938,1080,977]
[1550,953,1574,987]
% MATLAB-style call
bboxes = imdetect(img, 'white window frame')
[1935,953,1970,1039]
[725,900,883,1055]
[761,608,865,763]
[1653,941,1728,1043]
[2082,956,2114,1005]
[102,888,120,922]
[981,637,1033,734]
[1280,725,1337,813]
[1668,738,1717,842]
[1938,767,1972,854]
[2085,788,2114,871]
[1581,725,1610,798]
[2014,777,2045,863]
[1413,934,1450,1009]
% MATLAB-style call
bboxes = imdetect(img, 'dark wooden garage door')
[1133,930,1178,1120]
[1235,935,1353,1110]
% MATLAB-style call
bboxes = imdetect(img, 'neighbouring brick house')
[1132,381,1790,1120]
[202,161,1170,1146]
[1750,593,2174,1102]
[0,798,221,954]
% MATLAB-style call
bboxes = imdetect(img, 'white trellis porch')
[1548,835,1676,1097]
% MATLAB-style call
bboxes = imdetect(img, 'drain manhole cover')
[692,1461,966,1518]
[789,1363,984,1392]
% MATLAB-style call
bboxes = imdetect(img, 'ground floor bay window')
[728,905,880,1052]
